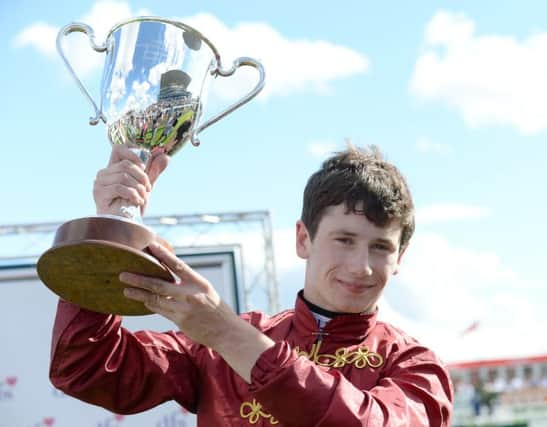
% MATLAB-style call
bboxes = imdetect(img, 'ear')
[392,245,408,275]
[295,220,311,259]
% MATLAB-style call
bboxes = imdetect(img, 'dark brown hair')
[301,145,415,250]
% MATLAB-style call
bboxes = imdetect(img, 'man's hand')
[93,145,169,215]
[120,243,275,383]
[121,242,225,348]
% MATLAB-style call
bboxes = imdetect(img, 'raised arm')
[49,145,188,413]
[49,300,202,413]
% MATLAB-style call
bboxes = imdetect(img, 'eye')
[335,237,353,245]
[372,243,391,251]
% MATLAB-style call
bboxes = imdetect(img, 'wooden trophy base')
[37,216,174,315]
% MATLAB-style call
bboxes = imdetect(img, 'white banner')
[0,247,242,427]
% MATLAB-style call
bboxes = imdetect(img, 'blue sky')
[1,0,546,363]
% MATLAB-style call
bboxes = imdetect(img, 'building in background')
[449,354,547,427]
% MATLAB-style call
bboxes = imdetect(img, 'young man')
[50,145,453,426]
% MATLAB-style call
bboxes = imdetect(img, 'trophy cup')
[37,17,265,315]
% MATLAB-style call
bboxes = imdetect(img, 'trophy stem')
[118,147,151,223]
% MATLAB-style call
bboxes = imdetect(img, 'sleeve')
[248,341,453,427]
[49,299,202,414]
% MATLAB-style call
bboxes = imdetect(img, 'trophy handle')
[191,56,265,146]
[56,23,108,126]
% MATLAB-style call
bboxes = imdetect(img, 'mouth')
[336,279,376,293]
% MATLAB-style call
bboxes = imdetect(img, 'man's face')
[297,203,405,314]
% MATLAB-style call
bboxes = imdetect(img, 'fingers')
[94,150,154,214]
[109,145,169,186]
[96,163,150,196]
[148,243,209,289]
[108,145,145,167]
[120,272,186,321]
[102,159,151,190]
[119,272,176,296]
[93,183,146,212]
[122,286,178,319]
[120,251,228,348]
[105,146,153,193]
[93,175,147,213]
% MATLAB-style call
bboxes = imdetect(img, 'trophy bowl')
[37,17,265,315]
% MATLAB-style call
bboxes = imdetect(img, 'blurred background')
[1,1,546,426]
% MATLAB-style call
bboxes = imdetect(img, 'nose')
[348,249,373,277]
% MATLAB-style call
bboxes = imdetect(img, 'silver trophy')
[37,17,265,315]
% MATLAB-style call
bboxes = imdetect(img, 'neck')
[301,293,352,318]
[300,291,376,318]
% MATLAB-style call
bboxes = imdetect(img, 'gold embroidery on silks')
[239,343,383,424]
[295,341,384,369]
[240,399,279,424]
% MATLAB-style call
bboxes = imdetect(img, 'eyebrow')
[329,230,397,248]
[329,230,358,237]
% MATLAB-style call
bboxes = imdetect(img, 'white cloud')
[13,1,150,80]
[424,11,475,46]
[76,1,151,42]
[13,2,368,102]
[125,80,153,113]
[307,141,340,158]
[383,231,546,362]
[410,10,547,134]
[416,203,490,223]
[415,136,451,154]
[182,14,369,101]
[12,22,58,57]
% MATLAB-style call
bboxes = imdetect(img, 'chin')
[333,300,369,314]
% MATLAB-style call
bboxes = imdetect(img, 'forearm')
[213,316,275,383]
[49,299,198,413]
[50,300,129,409]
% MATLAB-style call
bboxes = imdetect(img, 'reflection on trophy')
[37,17,265,315]
[109,69,195,162]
